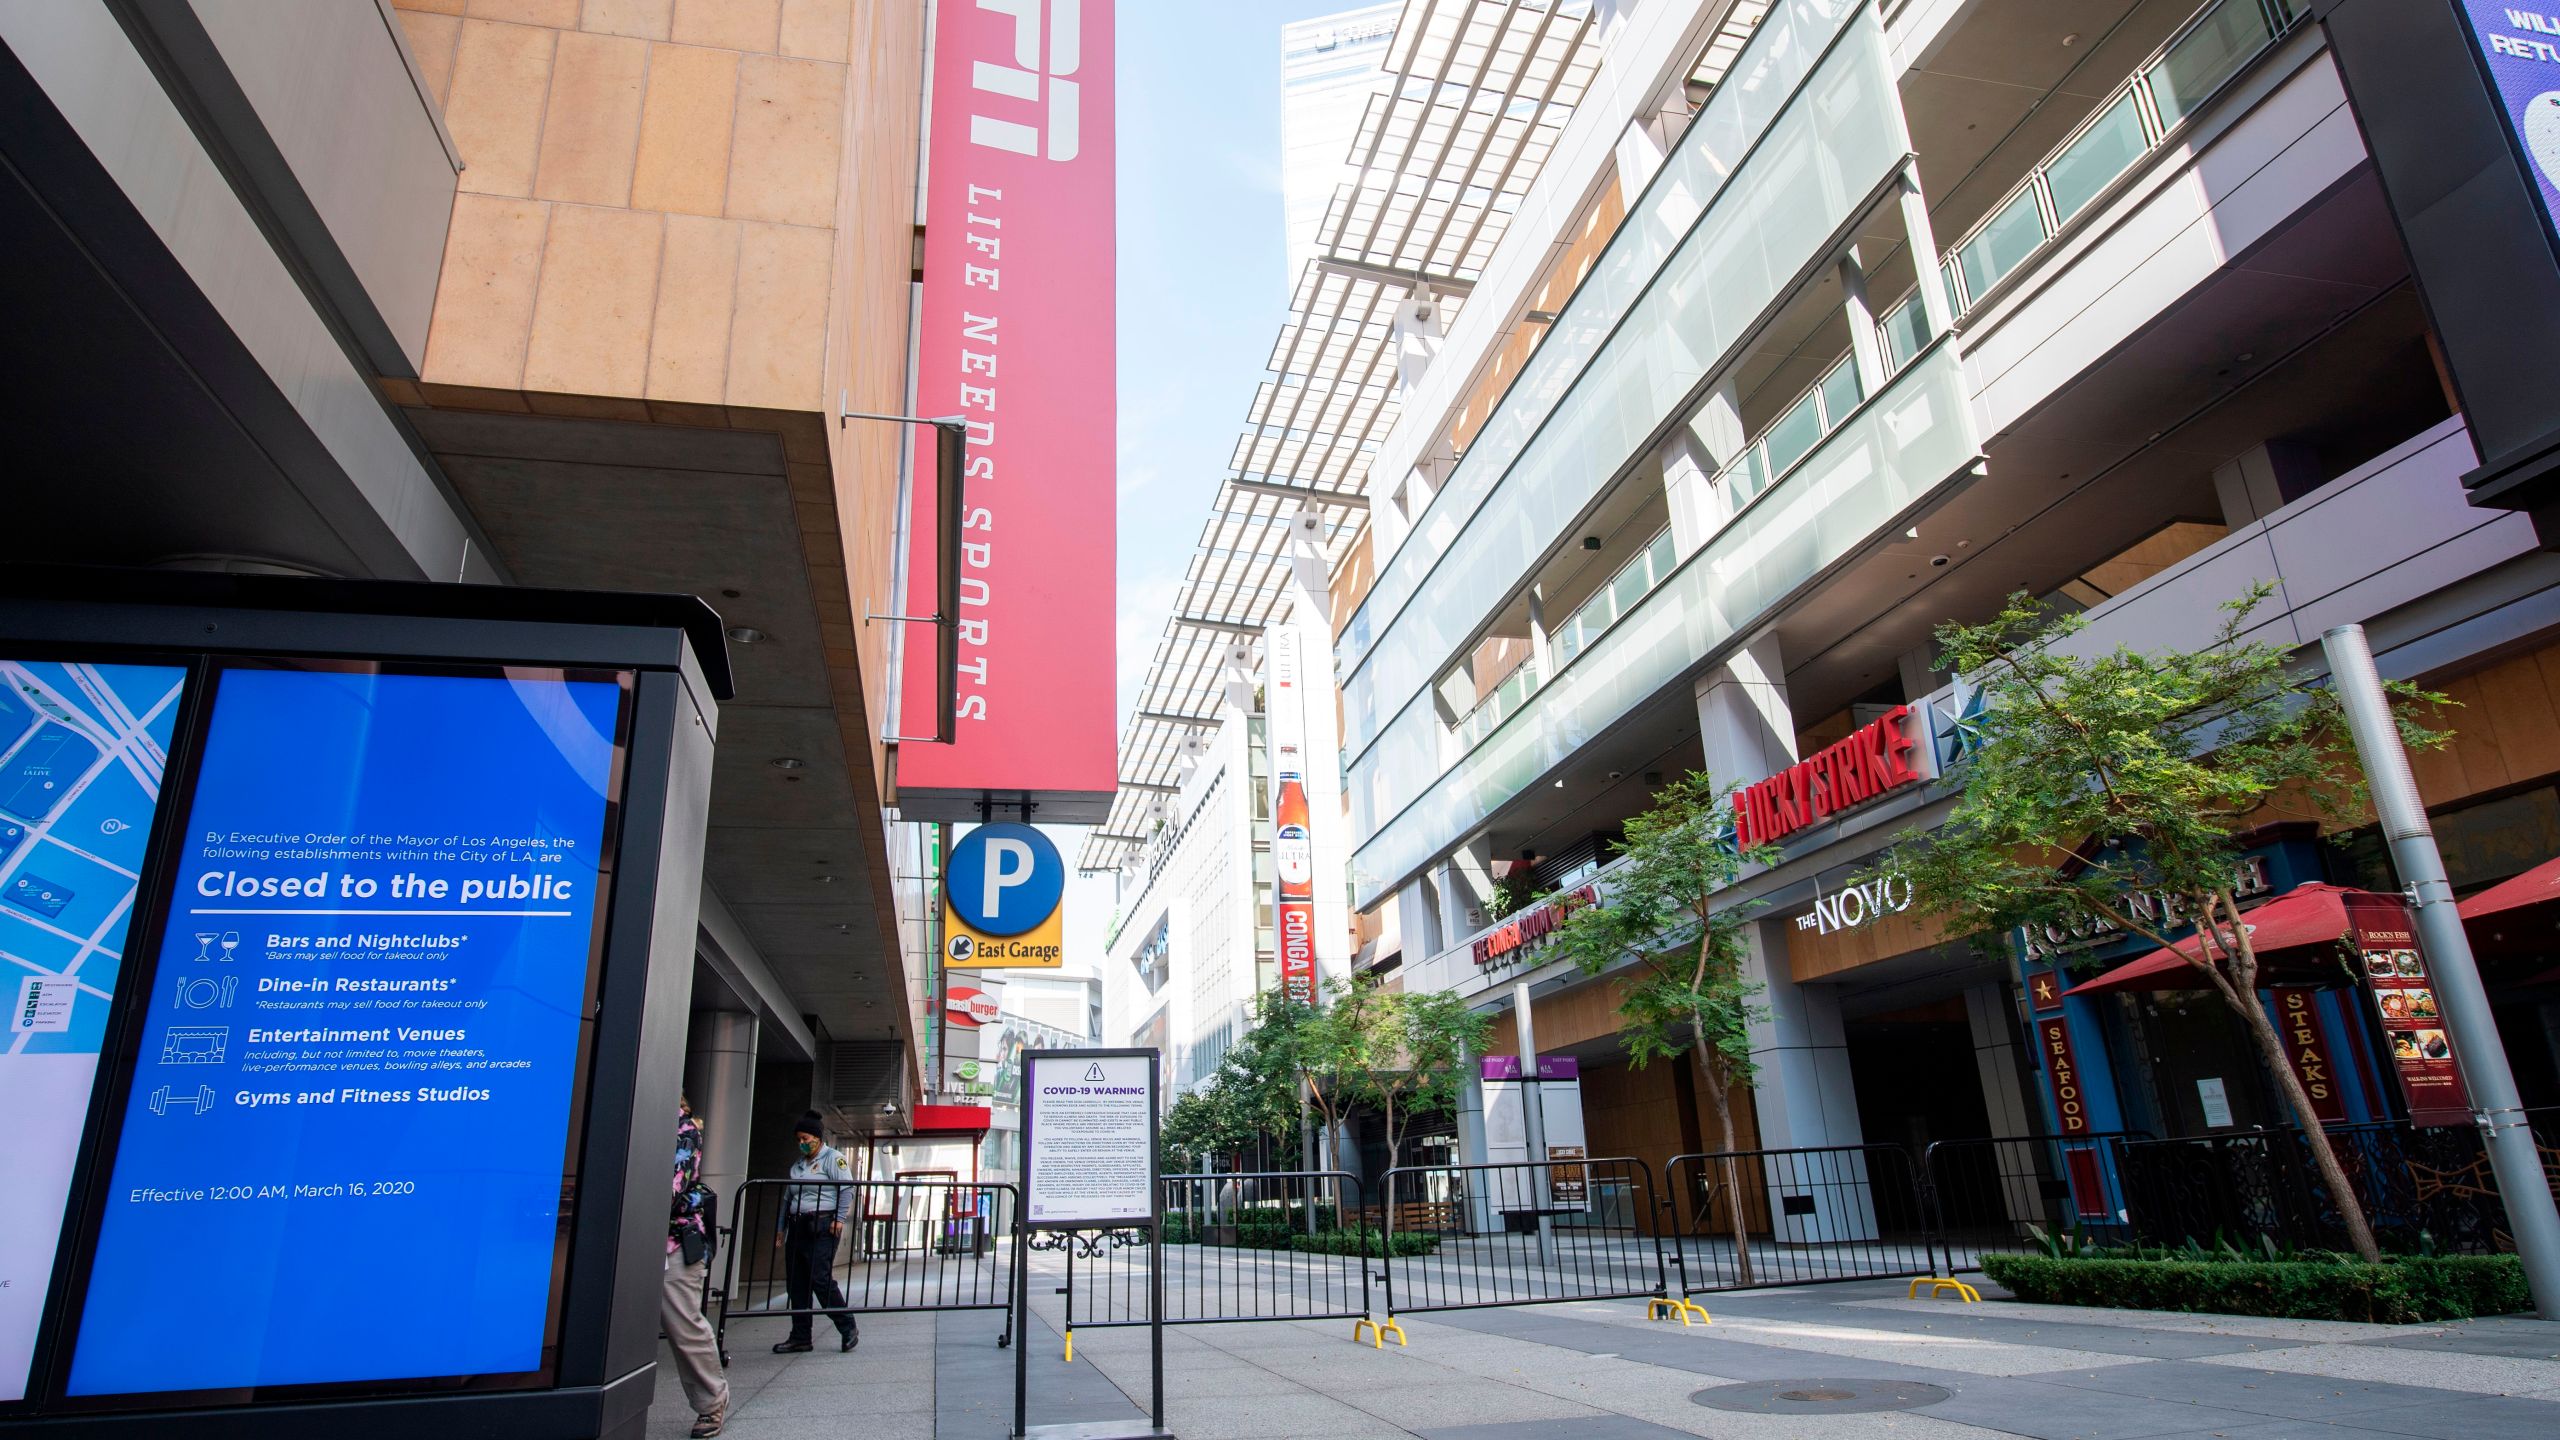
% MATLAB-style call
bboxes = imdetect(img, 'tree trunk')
[2197,888,2383,1263]
[1693,1023,1754,1287]
[2232,988,2383,1262]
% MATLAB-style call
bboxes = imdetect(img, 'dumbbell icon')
[148,1084,215,1117]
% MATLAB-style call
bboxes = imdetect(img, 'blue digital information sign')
[2460,2,2560,248]
[67,665,628,1398]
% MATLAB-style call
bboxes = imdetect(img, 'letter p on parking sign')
[944,822,1065,969]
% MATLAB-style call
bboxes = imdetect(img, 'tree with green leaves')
[1159,992,1321,1173]
[1868,585,2448,1263]
[1329,975,1492,1168]
[1541,771,1774,1157]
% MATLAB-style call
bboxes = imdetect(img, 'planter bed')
[1978,1251,2528,1323]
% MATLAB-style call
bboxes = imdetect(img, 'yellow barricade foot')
[1063,1328,1074,1363]
[1649,1297,1712,1325]
[1907,1277,1981,1303]
[1352,1317,1407,1348]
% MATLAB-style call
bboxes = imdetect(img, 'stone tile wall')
[387,0,899,418]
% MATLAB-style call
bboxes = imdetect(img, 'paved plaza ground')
[649,1274,2560,1440]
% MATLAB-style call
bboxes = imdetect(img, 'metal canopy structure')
[1082,0,1601,874]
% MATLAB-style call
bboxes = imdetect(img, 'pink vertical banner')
[899,0,1117,819]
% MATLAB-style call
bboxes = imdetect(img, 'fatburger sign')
[945,987,1001,1028]
[1733,705,1921,848]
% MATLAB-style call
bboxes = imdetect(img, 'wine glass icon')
[193,931,218,964]
[218,931,240,963]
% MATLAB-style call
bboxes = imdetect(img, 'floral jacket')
[670,1105,713,1257]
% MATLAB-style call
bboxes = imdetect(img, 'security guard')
[772,1111,859,1352]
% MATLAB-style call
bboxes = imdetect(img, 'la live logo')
[970,0,1082,161]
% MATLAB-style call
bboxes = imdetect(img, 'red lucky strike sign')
[1732,706,1921,848]
[898,0,1117,820]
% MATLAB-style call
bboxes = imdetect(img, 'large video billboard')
[896,0,1117,820]
[1,659,187,1403]
[64,662,629,1399]
[2457,2,2560,253]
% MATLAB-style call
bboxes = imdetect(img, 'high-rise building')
[1106,0,2560,1187]
[1279,3,1401,284]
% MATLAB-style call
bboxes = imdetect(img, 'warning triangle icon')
[1083,1062,1107,1082]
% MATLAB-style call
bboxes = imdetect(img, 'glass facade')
[1339,0,1882,686]
[1340,0,1907,778]
[1352,342,1980,904]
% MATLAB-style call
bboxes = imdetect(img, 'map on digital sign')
[1,658,187,1402]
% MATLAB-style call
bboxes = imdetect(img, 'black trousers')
[782,1213,856,1341]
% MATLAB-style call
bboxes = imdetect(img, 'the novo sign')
[1473,885,1598,967]
[898,0,1117,821]
[1732,705,1921,848]
[1794,872,1913,936]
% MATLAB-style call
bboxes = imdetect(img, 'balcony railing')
[1554,527,1680,669]
[1447,526,1680,758]
[1941,0,2305,313]
[1454,656,1541,754]
[1718,354,1865,511]
[1353,338,1980,906]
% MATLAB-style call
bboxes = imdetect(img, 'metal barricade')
[2114,1113,2560,1254]
[1923,1132,2149,1272]
[714,1177,1018,1352]
[1054,1171,1372,1330]
[1661,1145,1936,1294]
[1378,1158,1670,1316]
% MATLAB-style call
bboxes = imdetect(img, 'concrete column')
[685,1010,760,1205]
[2211,441,2322,528]
[1838,247,1887,399]
[1526,587,1554,680]
[1966,983,2035,1140]
[1898,169,1955,338]
[1399,876,1444,964]
[1445,835,1496,936]
[1695,635,1870,1236]
[1436,857,1474,948]
[1393,291,1446,397]
[1664,381,1747,554]
[1897,643,1948,707]
[1966,982,2046,1231]
[1693,631,1796,788]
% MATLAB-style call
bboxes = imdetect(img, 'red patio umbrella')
[2063,883,2380,996]
[2456,854,2560,958]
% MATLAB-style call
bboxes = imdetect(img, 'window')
[1954,185,2048,302]
[2044,91,2149,226]
[2149,0,2288,130]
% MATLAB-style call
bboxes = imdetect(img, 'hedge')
[1978,1252,2529,1323]
[1287,1224,1437,1258]
[1158,1212,1431,1255]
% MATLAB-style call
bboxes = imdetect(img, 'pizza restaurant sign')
[1473,885,1599,967]
[1732,706,1922,848]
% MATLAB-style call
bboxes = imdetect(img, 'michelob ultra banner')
[1267,625,1316,1003]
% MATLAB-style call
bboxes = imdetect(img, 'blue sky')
[1114,0,1352,716]
[1061,0,1352,966]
